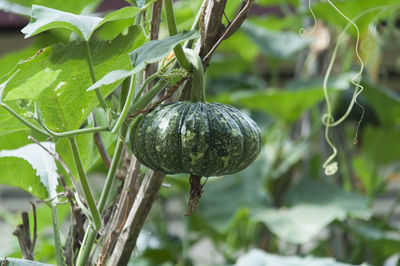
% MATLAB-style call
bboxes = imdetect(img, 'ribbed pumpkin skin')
[130,102,262,177]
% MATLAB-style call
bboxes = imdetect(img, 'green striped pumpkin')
[130,101,262,177]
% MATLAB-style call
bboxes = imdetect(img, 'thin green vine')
[68,137,102,230]
[184,49,206,103]
[85,41,108,110]
[111,76,135,134]
[164,0,193,71]
[50,204,67,266]
[1,102,51,137]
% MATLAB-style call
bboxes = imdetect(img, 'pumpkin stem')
[185,175,207,216]
[184,49,206,103]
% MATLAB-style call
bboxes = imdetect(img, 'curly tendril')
[299,0,317,36]
[316,0,365,175]
[302,2,400,175]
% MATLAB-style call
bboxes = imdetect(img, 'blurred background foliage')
[0,0,399,265]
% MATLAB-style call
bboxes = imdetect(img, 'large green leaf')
[346,221,400,264]
[0,32,70,79]
[0,101,38,136]
[2,26,145,132]
[362,83,400,127]
[285,179,371,219]
[218,88,325,122]
[5,68,60,101]
[253,179,370,244]
[313,0,399,35]
[129,30,199,70]
[56,109,115,179]
[0,142,59,200]
[241,21,310,60]
[3,0,101,14]
[253,204,348,244]
[363,126,400,165]
[0,71,33,136]
[22,5,140,41]
[88,30,199,91]
[235,249,366,266]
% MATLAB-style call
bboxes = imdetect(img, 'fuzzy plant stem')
[68,137,102,231]
[76,123,129,266]
[164,0,192,71]
[85,41,108,110]
[0,103,50,137]
[41,124,109,138]
[50,204,66,266]
[111,76,135,134]
[112,71,159,134]
[76,78,169,266]
[184,49,205,103]
[98,124,128,212]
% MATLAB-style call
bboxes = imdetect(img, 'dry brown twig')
[29,202,37,253]
[128,77,188,119]
[202,0,253,65]
[13,207,36,260]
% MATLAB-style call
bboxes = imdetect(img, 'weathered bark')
[13,212,35,260]
[107,170,165,265]
[97,157,142,265]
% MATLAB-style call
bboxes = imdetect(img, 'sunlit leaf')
[94,6,141,40]
[2,26,145,132]
[88,30,199,91]
[252,179,370,244]
[129,30,199,71]
[0,142,59,200]
[56,108,115,178]
[0,0,30,15]
[4,0,101,14]
[22,5,140,41]
[5,68,60,101]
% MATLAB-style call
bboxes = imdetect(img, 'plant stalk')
[42,124,109,138]
[85,41,108,110]
[164,0,192,71]
[184,49,205,103]
[111,76,136,134]
[68,137,102,231]
[98,124,128,212]
[76,123,129,265]
[128,78,169,115]
[1,103,50,137]
[50,204,66,266]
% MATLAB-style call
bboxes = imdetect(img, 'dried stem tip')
[185,174,206,216]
